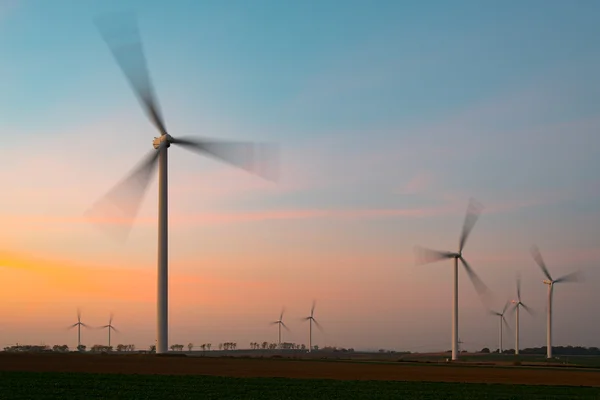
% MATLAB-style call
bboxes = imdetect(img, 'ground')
[1,353,600,399]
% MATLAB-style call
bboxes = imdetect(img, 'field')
[1,353,600,399]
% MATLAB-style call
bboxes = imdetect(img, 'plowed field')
[1,353,599,386]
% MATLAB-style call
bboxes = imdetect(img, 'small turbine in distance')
[302,301,323,352]
[414,198,491,361]
[270,308,289,349]
[98,313,119,348]
[530,245,581,359]
[511,273,533,356]
[488,301,510,354]
[68,308,89,350]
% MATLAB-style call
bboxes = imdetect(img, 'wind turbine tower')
[530,245,581,359]
[88,13,278,355]
[271,308,289,348]
[303,301,323,352]
[511,273,533,355]
[68,309,88,350]
[489,301,510,354]
[415,198,491,361]
[100,313,119,348]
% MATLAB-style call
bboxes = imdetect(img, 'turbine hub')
[543,279,552,285]
[153,134,172,149]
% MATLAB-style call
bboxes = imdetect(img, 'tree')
[481,347,490,354]
[170,344,177,351]
[149,345,156,353]
[188,343,194,352]
[207,343,211,351]
[218,343,223,351]
[77,344,86,352]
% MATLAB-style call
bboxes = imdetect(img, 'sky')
[1,0,600,352]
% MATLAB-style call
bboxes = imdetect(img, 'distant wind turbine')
[302,301,323,352]
[415,198,491,361]
[99,313,119,348]
[530,245,581,359]
[87,12,278,355]
[68,309,89,349]
[511,273,533,355]
[271,308,289,348]
[488,301,510,354]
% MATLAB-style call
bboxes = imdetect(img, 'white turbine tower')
[271,308,289,348]
[415,198,491,361]
[87,13,278,355]
[302,301,323,352]
[99,313,119,348]
[511,273,533,355]
[530,245,581,359]
[488,301,510,354]
[68,309,89,350]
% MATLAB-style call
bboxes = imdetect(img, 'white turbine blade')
[313,319,325,333]
[521,302,535,316]
[554,270,582,283]
[414,246,455,266]
[281,322,290,332]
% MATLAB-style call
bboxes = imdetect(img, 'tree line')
[479,346,600,356]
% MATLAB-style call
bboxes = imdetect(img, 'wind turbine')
[488,301,510,354]
[302,301,323,352]
[86,13,278,355]
[271,308,289,348]
[415,198,491,361]
[99,313,119,348]
[511,273,533,355]
[530,245,581,359]
[68,309,89,350]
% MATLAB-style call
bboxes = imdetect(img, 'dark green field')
[1,371,600,400]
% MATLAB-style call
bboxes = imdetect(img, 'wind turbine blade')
[458,197,484,253]
[80,323,90,329]
[501,300,510,315]
[84,148,160,242]
[488,310,501,317]
[111,326,120,333]
[281,322,290,332]
[554,270,582,283]
[109,313,114,325]
[530,245,553,281]
[94,12,168,136]
[520,302,535,316]
[516,273,522,302]
[67,323,78,330]
[171,137,279,182]
[313,319,325,333]
[77,308,81,322]
[502,316,511,331]
[279,307,285,321]
[413,246,454,265]
[459,257,491,304]
[311,300,316,318]
[269,321,279,326]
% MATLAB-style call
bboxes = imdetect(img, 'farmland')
[1,353,600,399]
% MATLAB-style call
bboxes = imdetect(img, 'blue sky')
[0,0,599,351]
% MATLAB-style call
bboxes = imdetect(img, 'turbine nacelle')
[543,279,553,286]
[153,134,173,149]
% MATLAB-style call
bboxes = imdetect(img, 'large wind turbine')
[511,273,533,355]
[87,13,278,355]
[68,309,89,350]
[271,308,289,348]
[99,313,119,348]
[488,301,510,354]
[415,198,491,361]
[530,245,581,359]
[302,301,323,352]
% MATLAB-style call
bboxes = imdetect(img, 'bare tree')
[188,343,193,352]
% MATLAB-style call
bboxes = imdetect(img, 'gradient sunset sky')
[1,0,599,352]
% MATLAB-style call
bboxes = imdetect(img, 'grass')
[2,371,600,400]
